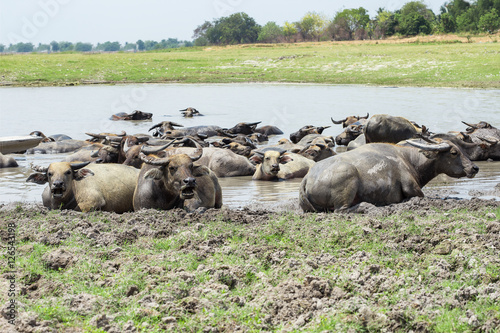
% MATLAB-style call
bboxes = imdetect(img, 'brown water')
[1,83,499,208]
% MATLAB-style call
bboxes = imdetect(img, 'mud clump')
[1,197,499,332]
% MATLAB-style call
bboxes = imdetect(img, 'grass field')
[1,36,500,88]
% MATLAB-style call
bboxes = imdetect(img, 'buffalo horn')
[189,138,203,162]
[85,132,106,139]
[139,152,171,166]
[331,117,347,125]
[406,140,451,152]
[122,138,132,154]
[140,139,178,154]
[70,161,91,170]
[360,113,369,120]
[462,121,478,130]
[148,122,163,131]
[479,136,498,145]
[106,135,123,143]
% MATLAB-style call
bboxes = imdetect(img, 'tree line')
[1,0,499,53]
[193,0,500,45]
[0,38,193,53]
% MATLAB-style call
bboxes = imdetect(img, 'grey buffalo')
[299,140,478,212]
[250,148,315,181]
[27,162,139,213]
[0,153,18,168]
[133,140,222,212]
[363,114,427,144]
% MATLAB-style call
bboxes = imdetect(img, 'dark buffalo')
[331,113,369,128]
[335,119,368,146]
[133,140,222,212]
[111,110,153,121]
[180,107,202,117]
[363,114,427,144]
[255,125,283,136]
[27,162,139,213]
[300,140,478,212]
[290,125,330,144]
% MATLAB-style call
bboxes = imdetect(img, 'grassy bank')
[1,38,500,88]
[1,198,499,332]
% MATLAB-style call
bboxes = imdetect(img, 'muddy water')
[1,84,499,208]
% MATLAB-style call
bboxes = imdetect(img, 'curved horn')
[462,121,478,130]
[170,122,184,128]
[359,113,369,120]
[148,123,163,132]
[140,139,178,154]
[406,140,451,152]
[139,152,171,166]
[70,161,91,170]
[85,132,106,139]
[122,137,132,154]
[117,130,126,137]
[480,136,499,145]
[245,121,262,127]
[218,129,237,138]
[331,117,347,125]
[31,164,48,173]
[188,138,203,162]
[106,135,123,143]
[179,108,188,112]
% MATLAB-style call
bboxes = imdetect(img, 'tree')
[257,22,283,43]
[282,21,298,42]
[397,1,435,35]
[439,12,457,32]
[204,12,261,45]
[74,42,93,52]
[59,41,74,52]
[478,8,500,32]
[136,40,145,51]
[14,42,34,52]
[296,12,327,41]
[144,40,158,50]
[36,43,50,52]
[331,7,370,40]
[0,44,4,52]
[123,42,136,51]
[373,8,397,38]
[456,7,480,31]
[50,41,60,52]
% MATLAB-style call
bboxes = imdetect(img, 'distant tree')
[136,40,145,51]
[0,44,4,52]
[74,42,93,52]
[331,7,370,40]
[194,37,209,46]
[50,41,60,52]
[456,6,480,31]
[144,40,158,50]
[193,21,213,40]
[123,42,136,51]
[282,21,299,42]
[478,8,500,32]
[397,1,435,35]
[439,12,457,32]
[257,22,283,43]
[373,8,397,38]
[441,0,471,18]
[100,41,121,51]
[296,12,327,41]
[13,42,34,52]
[36,43,50,52]
[59,41,74,52]
[205,12,260,45]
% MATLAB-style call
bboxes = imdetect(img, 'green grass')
[1,41,499,88]
[2,205,500,332]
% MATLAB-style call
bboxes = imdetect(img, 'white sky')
[0,0,446,46]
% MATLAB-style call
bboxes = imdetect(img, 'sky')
[0,0,447,46]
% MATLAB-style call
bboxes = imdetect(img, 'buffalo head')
[250,148,293,177]
[331,113,369,128]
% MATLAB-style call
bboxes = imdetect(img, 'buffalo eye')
[169,166,177,172]
[65,170,72,175]
[450,149,458,155]
[48,172,53,177]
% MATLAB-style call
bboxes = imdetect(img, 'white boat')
[0,136,43,154]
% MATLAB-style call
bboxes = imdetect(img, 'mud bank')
[0,197,499,332]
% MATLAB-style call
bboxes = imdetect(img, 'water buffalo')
[30,131,72,142]
[26,140,92,154]
[290,125,331,144]
[363,114,427,144]
[255,125,283,136]
[299,140,478,212]
[133,140,222,212]
[225,122,262,135]
[164,147,256,177]
[297,137,336,162]
[26,162,139,213]
[111,110,153,121]
[331,113,369,128]
[460,121,500,160]
[250,148,315,181]
[335,119,368,146]
[0,153,18,168]
[180,107,202,117]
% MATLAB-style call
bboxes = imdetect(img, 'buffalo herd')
[10,111,498,213]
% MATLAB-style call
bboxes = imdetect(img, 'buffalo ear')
[419,150,438,159]
[193,165,210,177]
[249,154,263,165]
[74,168,95,180]
[280,154,293,164]
[26,173,48,184]
[144,168,163,180]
